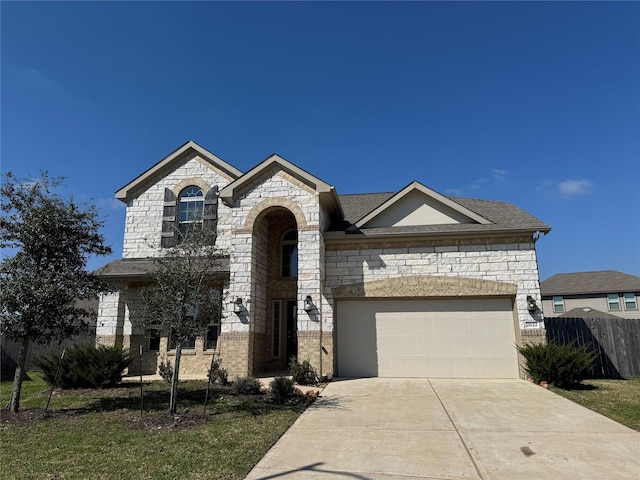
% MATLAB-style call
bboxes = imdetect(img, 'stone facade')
[96,142,549,381]
[324,237,544,331]
[122,152,236,258]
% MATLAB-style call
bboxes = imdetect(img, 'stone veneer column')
[296,227,323,376]
[95,290,126,348]
[224,231,253,378]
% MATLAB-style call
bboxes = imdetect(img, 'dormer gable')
[219,153,343,221]
[115,140,242,202]
[356,181,492,229]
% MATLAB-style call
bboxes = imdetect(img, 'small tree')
[0,172,111,412]
[137,230,224,415]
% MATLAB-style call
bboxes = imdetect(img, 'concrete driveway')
[245,378,640,480]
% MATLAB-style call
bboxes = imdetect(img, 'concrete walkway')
[245,378,640,480]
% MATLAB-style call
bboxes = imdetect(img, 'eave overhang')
[115,141,243,203]
[95,257,231,281]
[324,227,550,244]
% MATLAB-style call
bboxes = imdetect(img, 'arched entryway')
[250,207,299,374]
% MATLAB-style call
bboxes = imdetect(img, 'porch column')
[296,226,324,375]
[222,231,253,378]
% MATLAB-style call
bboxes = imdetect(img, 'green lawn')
[550,378,640,431]
[0,371,306,480]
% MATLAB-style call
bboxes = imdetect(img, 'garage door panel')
[378,336,515,357]
[377,314,511,337]
[377,356,516,378]
[337,298,519,378]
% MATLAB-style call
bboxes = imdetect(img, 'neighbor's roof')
[95,257,230,280]
[541,270,640,296]
[556,307,624,320]
[328,192,550,237]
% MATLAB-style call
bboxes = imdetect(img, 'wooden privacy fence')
[544,317,640,378]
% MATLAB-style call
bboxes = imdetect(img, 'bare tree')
[137,230,225,415]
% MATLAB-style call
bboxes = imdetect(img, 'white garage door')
[336,298,519,378]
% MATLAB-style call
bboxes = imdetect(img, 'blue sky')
[2,1,639,280]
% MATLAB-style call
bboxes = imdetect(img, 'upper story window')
[161,185,218,248]
[178,186,204,241]
[607,294,621,311]
[552,296,565,313]
[623,293,638,311]
[281,230,298,278]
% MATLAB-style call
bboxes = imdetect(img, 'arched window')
[281,230,298,278]
[178,186,204,241]
[162,185,218,248]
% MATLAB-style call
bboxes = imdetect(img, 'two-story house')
[541,270,640,319]
[96,141,551,379]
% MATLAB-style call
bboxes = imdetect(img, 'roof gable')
[219,153,343,220]
[355,181,491,229]
[115,140,242,202]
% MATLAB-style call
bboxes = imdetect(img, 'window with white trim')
[607,294,621,311]
[552,296,565,313]
[178,186,204,241]
[623,293,638,311]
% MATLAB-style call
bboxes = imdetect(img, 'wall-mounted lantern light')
[233,297,243,314]
[526,295,538,312]
[304,295,314,313]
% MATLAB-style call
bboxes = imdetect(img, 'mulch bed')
[1,406,212,432]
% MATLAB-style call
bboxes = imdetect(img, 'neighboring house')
[95,141,550,380]
[541,270,640,319]
[1,298,98,370]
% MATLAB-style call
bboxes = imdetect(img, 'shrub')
[269,376,294,403]
[207,359,229,386]
[518,341,596,388]
[289,357,318,386]
[158,357,173,382]
[33,345,132,389]
[234,376,262,395]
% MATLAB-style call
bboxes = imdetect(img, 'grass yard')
[0,371,307,480]
[550,377,640,431]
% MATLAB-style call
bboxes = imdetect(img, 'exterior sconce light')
[304,295,314,313]
[526,295,538,312]
[233,297,243,314]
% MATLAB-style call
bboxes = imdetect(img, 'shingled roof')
[95,257,230,280]
[541,270,640,296]
[329,192,550,236]
[558,307,624,320]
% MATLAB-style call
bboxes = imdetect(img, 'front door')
[285,300,298,361]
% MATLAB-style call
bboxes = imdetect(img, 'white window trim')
[607,294,621,311]
[623,293,638,311]
[178,186,204,240]
[552,296,565,313]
